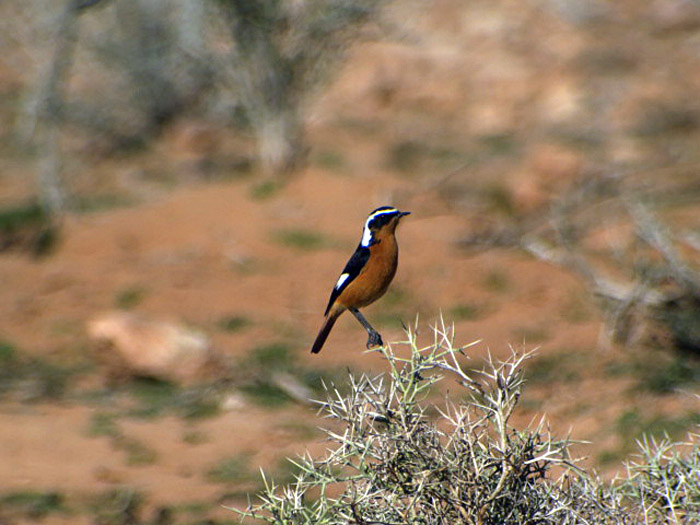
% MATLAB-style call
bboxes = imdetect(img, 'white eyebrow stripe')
[366,208,397,224]
[335,273,350,290]
[361,208,397,247]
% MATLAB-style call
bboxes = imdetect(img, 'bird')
[310,206,410,354]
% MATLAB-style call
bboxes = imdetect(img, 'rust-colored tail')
[311,310,342,354]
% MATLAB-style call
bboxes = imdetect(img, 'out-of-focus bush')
[1,0,391,215]
[460,172,700,357]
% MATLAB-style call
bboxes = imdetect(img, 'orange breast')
[337,233,399,309]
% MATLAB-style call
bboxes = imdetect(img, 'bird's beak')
[399,211,411,218]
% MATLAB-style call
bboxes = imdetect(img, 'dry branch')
[459,173,700,347]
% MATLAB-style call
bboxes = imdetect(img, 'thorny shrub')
[237,319,699,524]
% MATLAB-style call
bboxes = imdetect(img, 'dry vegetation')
[240,323,699,524]
[0,0,699,523]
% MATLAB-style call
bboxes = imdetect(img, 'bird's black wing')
[324,245,370,316]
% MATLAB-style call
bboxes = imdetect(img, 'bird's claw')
[366,331,384,349]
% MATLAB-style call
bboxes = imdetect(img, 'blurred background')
[0,0,699,523]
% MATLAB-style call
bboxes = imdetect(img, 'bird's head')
[361,206,410,247]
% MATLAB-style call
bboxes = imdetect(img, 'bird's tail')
[311,309,342,354]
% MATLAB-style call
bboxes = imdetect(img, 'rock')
[87,311,219,385]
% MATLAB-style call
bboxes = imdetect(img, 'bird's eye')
[371,216,387,229]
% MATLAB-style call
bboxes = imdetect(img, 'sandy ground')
[1,0,699,522]
[0,170,697,523]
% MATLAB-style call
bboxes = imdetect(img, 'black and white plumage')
[324,246,370,316]
[311,206,410,354]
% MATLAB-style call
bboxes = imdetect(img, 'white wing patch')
[335,273,350,290]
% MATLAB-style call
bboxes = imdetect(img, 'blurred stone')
[87,311,219,385]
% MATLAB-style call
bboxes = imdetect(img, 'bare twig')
[459,172,700,347]
[625,196,700,298]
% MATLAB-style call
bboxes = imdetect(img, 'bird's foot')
[366,331,384,349]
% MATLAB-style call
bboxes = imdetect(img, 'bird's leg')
[349,308,384,349]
